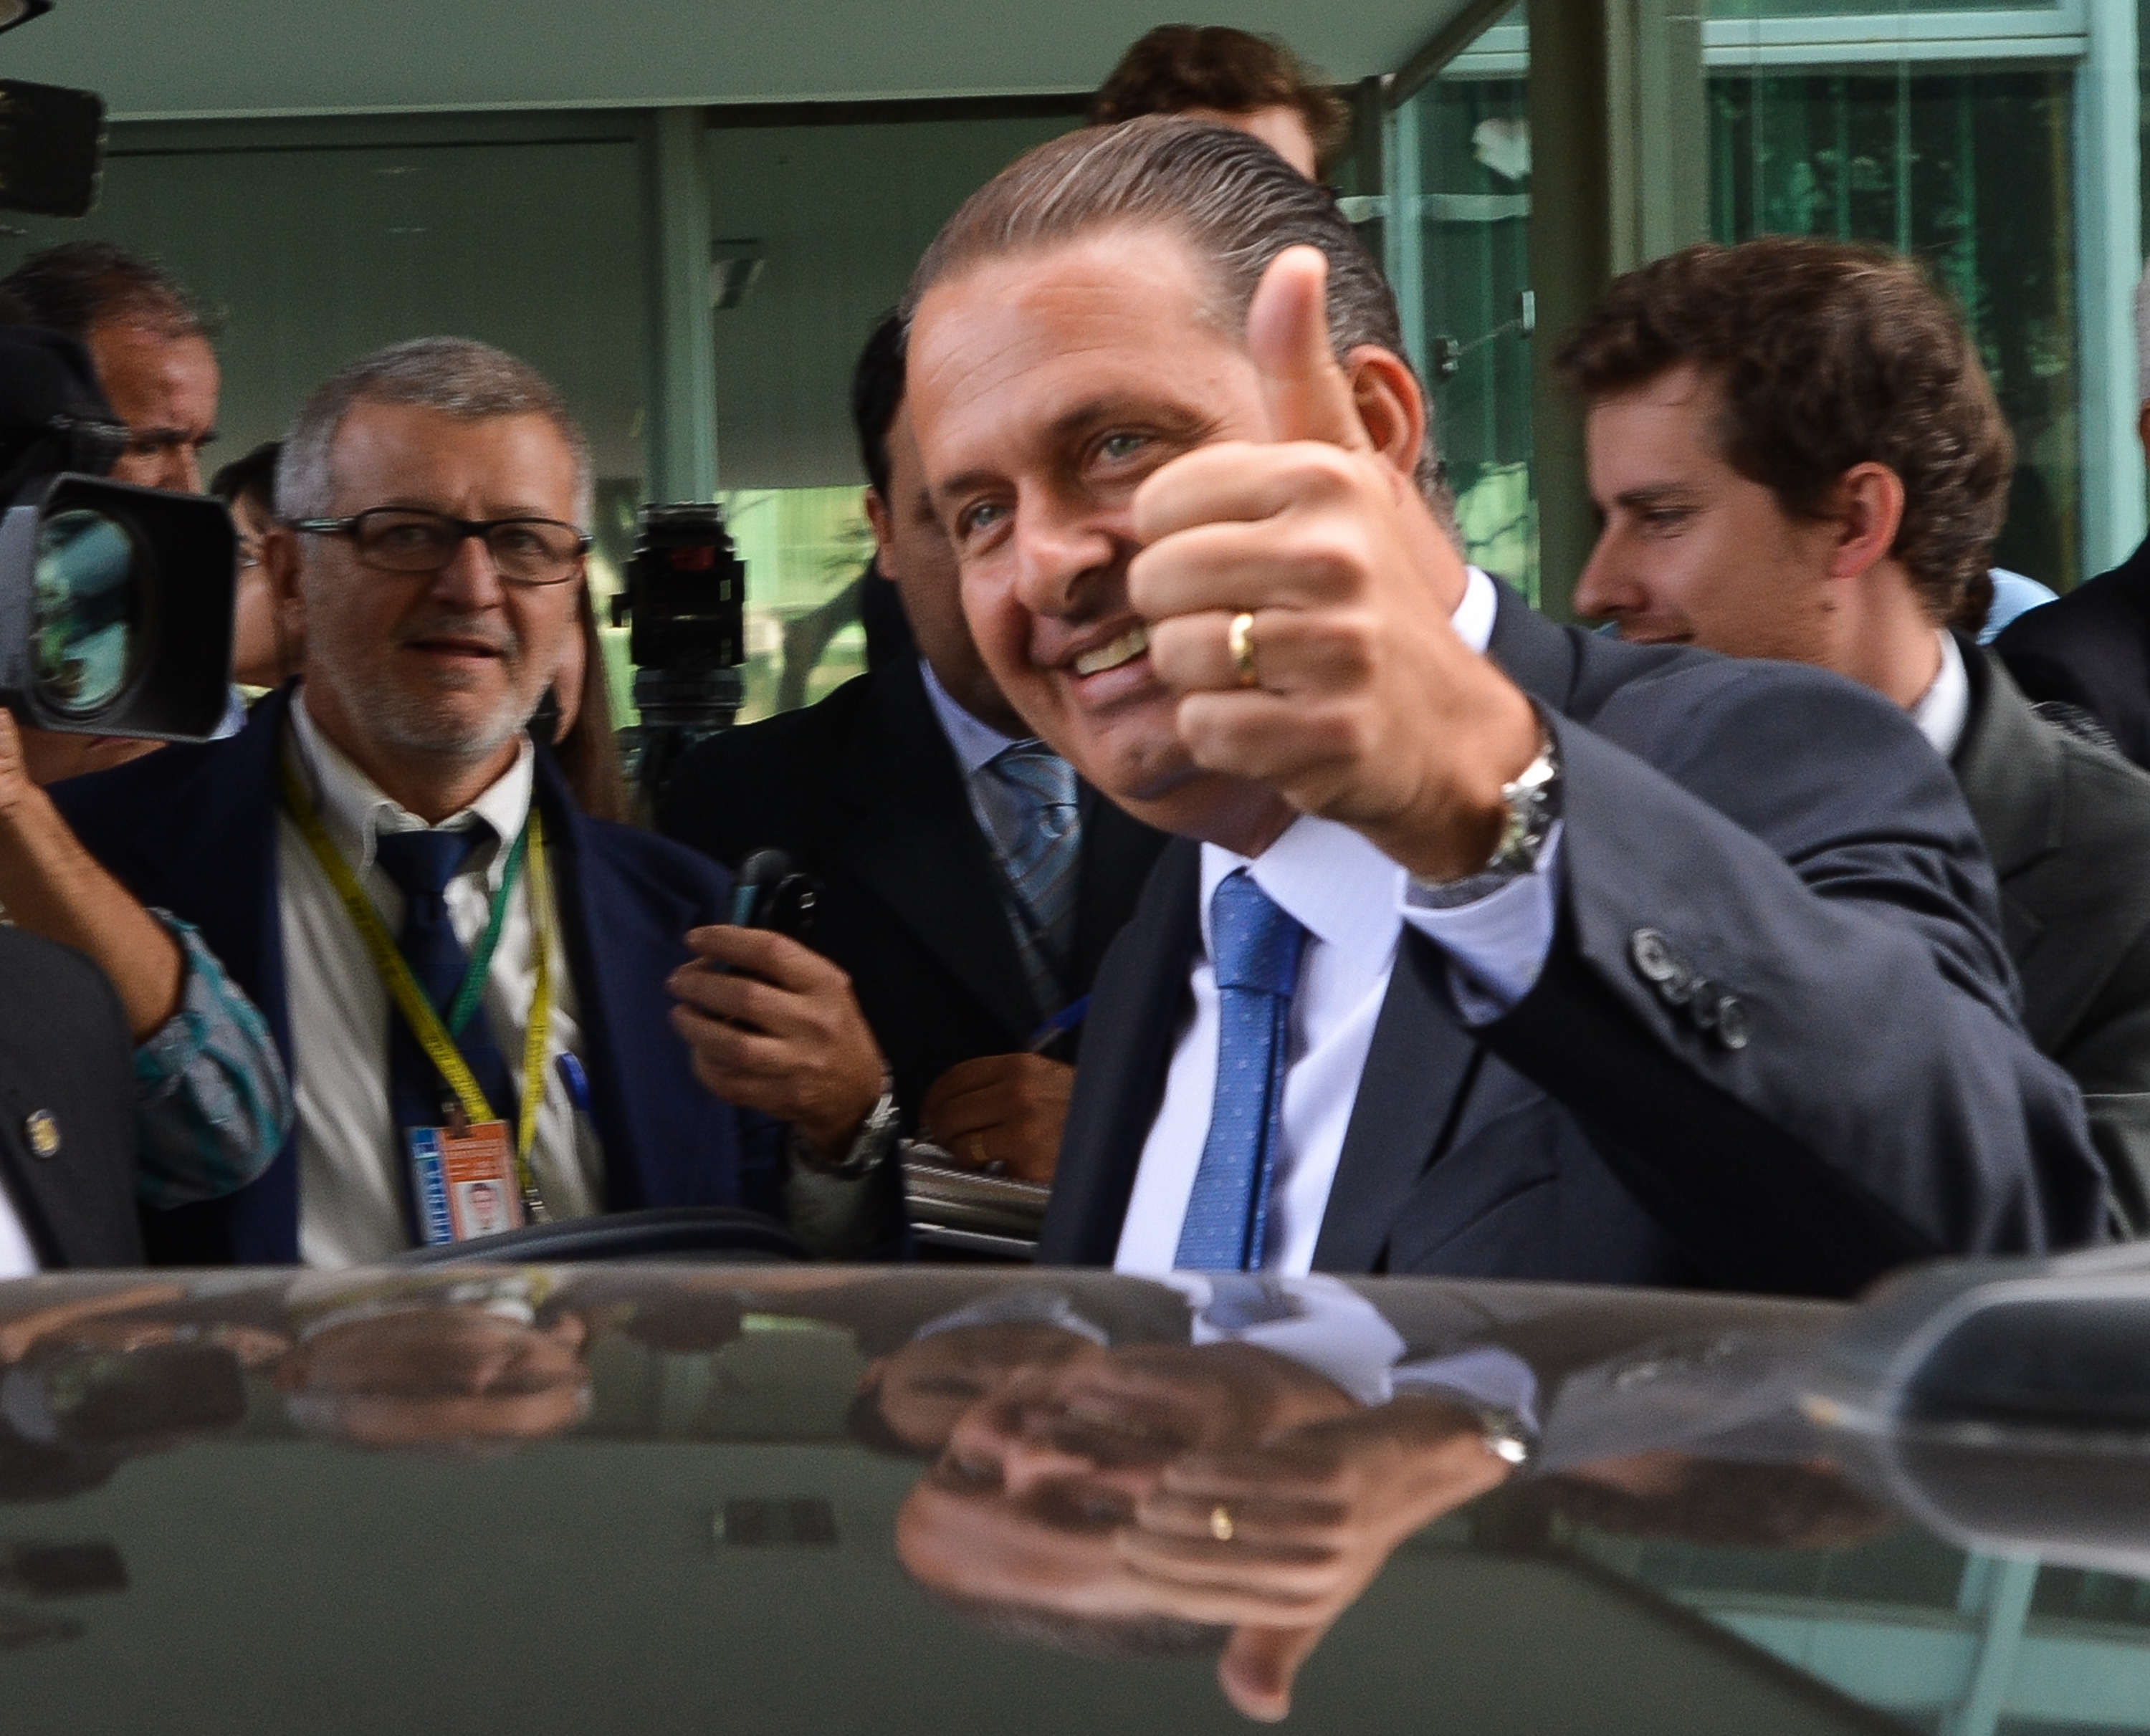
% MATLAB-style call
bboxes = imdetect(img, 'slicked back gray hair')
[277,336,593,524]
[902,115,1453,522]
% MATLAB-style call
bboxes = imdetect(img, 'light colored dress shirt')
[282,701,602,1269]
[918,653,1025,827]
[1980,568,2058,644]
[0,1177,34,1277]
[1115,566,1564,1277]
[1911,627,1971,759]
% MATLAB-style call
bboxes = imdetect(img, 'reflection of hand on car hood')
[898,1339,1515,1722]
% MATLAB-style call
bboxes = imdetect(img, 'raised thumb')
[1218,1621,1334,1723]
[1247,246,1367,451]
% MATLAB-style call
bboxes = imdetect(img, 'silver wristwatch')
[788,1075,900,1179]
[1407,716,1562,910]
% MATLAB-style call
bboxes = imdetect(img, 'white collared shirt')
[0,1189,36,1277]
[1114,566,1562,1277]
[1911,628,1971,759]
[282,699,602,1269]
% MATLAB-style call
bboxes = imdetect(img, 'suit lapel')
[1304,583,1570,1272]
[1038,840,1201,1264]
[536,753,708,1209]
[832,658,1041,1038]
[1949,639,2065,969]
[133,685,295,1061]
[107,689,297,1262]
[1312,932,1486,1272]
[1071,790,1170,989]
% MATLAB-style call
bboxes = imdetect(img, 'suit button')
[1714,997,1751,1051]
[22,1110,59,1159]
[1630,929,1680,983]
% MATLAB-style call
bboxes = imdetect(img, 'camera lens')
[32,506,144,717]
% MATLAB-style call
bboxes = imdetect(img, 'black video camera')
[0,331,234,741]
[611,502,748,807]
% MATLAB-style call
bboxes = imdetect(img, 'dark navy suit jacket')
[659,653,1168,1126]
[52,684,778,1265]
[1042,587,2108,1298]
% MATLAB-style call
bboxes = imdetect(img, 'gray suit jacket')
[1953,636,2150,1233]
[1043,588,2106,1298]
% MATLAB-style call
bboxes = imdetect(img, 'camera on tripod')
[610,502,748,807]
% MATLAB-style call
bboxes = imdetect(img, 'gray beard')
[318,652,536,768]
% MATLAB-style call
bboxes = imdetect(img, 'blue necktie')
[373,828,517,1137]
[1175,871,1308,1270]
[976,740,1083,1017]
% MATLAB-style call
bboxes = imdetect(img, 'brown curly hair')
[1557,237,2014,622]
[1090,24,1349,176]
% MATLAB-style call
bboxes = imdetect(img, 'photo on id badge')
[411,1119,523,1245]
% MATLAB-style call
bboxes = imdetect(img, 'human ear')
[1824,463,1906,582]
[864,487,902,581]
[1342,345,1428,488]
[262,524,310,653]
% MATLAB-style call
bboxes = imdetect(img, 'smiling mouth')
[1071,624,1149,678]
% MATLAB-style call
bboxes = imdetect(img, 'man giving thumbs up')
[901,117,2103,1295]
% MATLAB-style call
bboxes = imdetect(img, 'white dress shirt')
[0,1186,37,1277]
[1115,566,1564,1277]
[282,702,602,1269]
[1911,628,1971,759]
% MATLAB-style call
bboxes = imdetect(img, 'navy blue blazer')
[1043,586,2108,1298]
[52,684,778,1265]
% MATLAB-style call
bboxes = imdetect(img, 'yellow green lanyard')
[280,760,556,1214]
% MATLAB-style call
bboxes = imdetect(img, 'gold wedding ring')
[1210,1504,1236,1543]
[1228,610,1260,689]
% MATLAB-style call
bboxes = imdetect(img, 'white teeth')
[1072,624,1150,678]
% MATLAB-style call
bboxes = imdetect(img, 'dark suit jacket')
[0,929,141,1268]
[1953,635,2150,1233]
[1042,587,2106,1298]
[1997,537,2150,770]
[657,654,1170,1125]
[50,684,776,1266]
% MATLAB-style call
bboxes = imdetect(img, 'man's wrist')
[790,1074,899,1177]
[1383,687,1547,883]
[1405,711,1560,904]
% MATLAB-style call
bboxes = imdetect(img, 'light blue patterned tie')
[1175,871,1309,1270]
[976,740,1083,1017]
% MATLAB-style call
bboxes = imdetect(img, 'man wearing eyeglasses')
[50,337,859,1267]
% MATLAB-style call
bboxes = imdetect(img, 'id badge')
[408,1121,525,1246]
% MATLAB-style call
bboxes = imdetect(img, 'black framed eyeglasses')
[290,508,591,587]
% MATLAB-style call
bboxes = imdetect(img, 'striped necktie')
[975,740,1083,1018]
[1175,870,1308,1270]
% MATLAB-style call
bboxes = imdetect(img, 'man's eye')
[960,501,1009,538]
[1099,433,1147,463]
